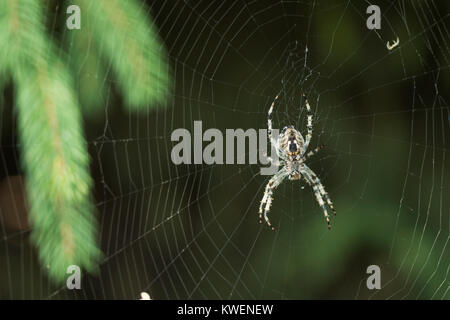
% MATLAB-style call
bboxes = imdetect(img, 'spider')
[259,92,336,230]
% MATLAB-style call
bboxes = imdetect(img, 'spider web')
[0,0,449,299]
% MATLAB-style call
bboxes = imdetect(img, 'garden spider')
[259,92,336,230]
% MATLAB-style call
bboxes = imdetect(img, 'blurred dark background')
[1,0,449,299]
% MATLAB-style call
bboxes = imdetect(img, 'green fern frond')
[64,19,107,118]
[0,0,170,284]
[1,0,101,282]
[16,62,102,281]
[79,0,171,111]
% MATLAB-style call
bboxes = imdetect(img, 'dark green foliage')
[0,0,170,283]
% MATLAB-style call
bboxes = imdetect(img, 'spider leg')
[301,166,335,229]
[267,94,279,148]
[308,169,336,216]
[303,144,324,161]
[302,93,313,153]
[306,175,331,229]
[259,168,288,230]
[303,164,336,214]
[317,182,336,216]
[266,93,289,161]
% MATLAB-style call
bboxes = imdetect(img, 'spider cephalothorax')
[259,93,336,230]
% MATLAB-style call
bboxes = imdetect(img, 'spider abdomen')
[279,126,304,157]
